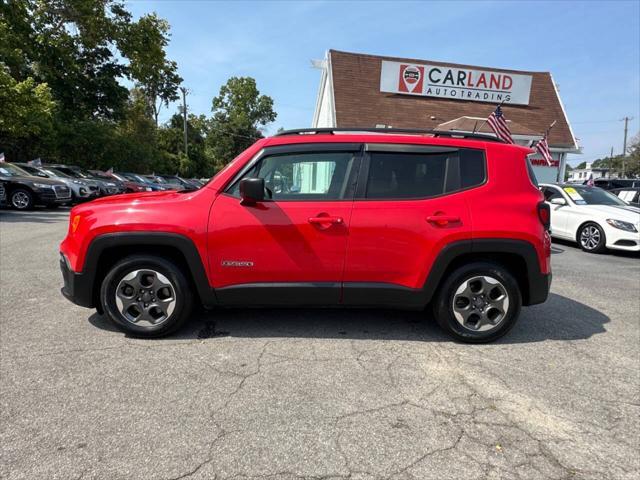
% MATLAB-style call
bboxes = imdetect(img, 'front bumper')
[604,226,640,251]
[60,253,94,308]
[34,187,72,204]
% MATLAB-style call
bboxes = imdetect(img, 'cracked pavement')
[1,208,639,480]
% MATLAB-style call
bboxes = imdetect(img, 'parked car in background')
[541,183,640,253]
[60,128,552,343]
[89,170,152,193]
[67,166,125,195]
[148,174,185,190]
[0,163,72,209]
[38,166,98,202]
[118,172,169,191]
[143,174,178,190]
[589,178,640,190]
[0,180,6,206]
[44,164,108,197]
[155,174,201,190]
[611,187,640,207]
[188,178,206,187]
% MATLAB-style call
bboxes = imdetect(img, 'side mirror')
[550,197,566,206]
[239,177,265,205]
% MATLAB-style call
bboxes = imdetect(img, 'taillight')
[537,201,550,230]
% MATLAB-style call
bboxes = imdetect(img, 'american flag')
[487,105,513,144]
[534,134,554,166]
[586,173,594,187]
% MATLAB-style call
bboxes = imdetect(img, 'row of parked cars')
[0,162,208,210]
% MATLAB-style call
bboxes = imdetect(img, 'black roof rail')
[273,127,505,143]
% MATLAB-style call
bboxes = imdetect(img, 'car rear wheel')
[578,222,606,253]
[10,188,34,210]
[100,255,194,337]
[432,262,522,343]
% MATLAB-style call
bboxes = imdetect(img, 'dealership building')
[312,50,580,183]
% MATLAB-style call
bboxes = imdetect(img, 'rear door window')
[364,147,485,200]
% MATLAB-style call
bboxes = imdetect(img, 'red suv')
[60,128,552,343]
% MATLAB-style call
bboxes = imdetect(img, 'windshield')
[563,186,628,206]
[73,168,96,179]
[0,164,30,177]
[42,167,71,178]
[17,165,46,177]
[110,173,127,182]
[123,173,148,183]
[54,167,82,178]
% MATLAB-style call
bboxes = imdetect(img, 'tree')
[208,77,276,166]
[158,113,211,176]
[624,133,640,177]
[120,13,182,126]
[0,66,56,160]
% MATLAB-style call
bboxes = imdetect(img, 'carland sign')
[380,60,533,105]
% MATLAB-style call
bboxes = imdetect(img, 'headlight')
[606,219,638,232]
[33,183,53,189]
[72,180,85,185]
[105,182,116,187]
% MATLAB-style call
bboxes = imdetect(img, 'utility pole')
[180,87,189,158]
[608,147,613,178]
[620,116,634,178]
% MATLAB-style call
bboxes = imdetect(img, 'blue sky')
[126,0,640,166]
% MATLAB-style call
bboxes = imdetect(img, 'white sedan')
[540,183,640,253]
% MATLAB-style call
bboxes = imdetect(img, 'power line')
[572,119,629,125]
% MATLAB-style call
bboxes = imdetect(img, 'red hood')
[92,190,179,203]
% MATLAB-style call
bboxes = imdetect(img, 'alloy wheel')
[580,225,601,250]
[11,191,30,209]
[114,269,177,326]
[451,275,510,332]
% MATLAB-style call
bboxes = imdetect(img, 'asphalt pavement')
[1,207,639,480]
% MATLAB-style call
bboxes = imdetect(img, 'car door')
[542,186,571,238]
[208,144,361,305]
[343,144,482,305]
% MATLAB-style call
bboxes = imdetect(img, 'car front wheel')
[432,262,522,343]
[10,188,34,210]
[578,222,606,253]
[100,255,194,337]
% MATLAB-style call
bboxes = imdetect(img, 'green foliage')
[208,77,277,166]
[0,1,277,177]
[120,13,182,126]
[0,68,55,138]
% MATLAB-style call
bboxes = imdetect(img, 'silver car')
[37,167,98,201]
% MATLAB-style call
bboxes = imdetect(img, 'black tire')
[432,262,522,343]
[577,222,607,253]
[10,188,34,210]
[99,255,194,338]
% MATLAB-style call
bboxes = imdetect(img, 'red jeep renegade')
[60,128,552,343]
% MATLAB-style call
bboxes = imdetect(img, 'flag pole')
[474,100,506,136]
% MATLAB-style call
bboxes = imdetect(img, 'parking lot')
[1,208,638,480]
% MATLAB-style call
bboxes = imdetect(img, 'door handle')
[426,215,460,226]
[308,216,344,225]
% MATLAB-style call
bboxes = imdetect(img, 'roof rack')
[273,127,505,143]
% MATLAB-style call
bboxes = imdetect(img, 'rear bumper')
[59,254,94,308]
[527,272,552,306]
